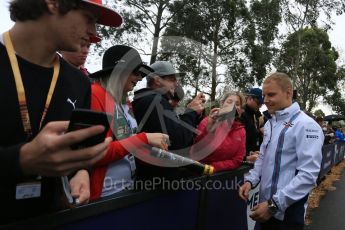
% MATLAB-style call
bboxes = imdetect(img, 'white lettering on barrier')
[324,161,331,169]
[245,172,260,230]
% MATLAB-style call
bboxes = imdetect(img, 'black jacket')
[133,88,199,152]
[240,104,263,154]
[132,88,200,179]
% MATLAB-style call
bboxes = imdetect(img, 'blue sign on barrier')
[318,143,345,182]
[205,175,247,230]
[58,191,200,230]
[3,141,345,230]
[319,145,334,180]
[0,167,252,230]
[333,144,339,165]
[336,143,345,164]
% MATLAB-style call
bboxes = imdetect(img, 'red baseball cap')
[82,0,123,27]
[89,35,101,43]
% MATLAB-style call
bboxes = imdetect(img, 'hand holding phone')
[67,109,112,149]
[217,105,236,122]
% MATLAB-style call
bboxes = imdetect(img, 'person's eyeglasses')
[132,68,141,77]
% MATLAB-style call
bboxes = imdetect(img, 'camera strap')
[3,31,60,139]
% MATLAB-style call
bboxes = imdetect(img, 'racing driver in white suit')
[239,72,324,230]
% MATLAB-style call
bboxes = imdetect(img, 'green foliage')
[246,0,281,84]
[276,27,340,111]
[280,0,345,32]
[314,109,325,117]
[325,67,345,116]
[89,0,345,112]
[160,0,244,100]
[95,0,174,63]
[160,0,283,101]
[326,90,345,116]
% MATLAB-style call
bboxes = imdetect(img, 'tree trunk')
[301,85,308,110]
[211,41,218,102]
[194,46,203,98]
[150,37,159,64]
[150,1,164,64]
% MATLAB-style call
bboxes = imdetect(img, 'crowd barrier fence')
[1,142,345,230]
[318,142,345,183]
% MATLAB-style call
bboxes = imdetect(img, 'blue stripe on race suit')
[270,112,301,197]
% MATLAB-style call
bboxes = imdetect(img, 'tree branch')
[127,0,156,25]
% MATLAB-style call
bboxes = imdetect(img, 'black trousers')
[257,217,304,230]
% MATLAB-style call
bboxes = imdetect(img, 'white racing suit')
[245,102,324,224]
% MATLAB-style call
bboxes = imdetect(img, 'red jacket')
[190,118,246,172]
[90,83,148,200]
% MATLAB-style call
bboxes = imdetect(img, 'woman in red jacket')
[89,45,169,200]
[190,92,246,172]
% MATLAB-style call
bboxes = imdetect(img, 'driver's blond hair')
[263,72,293,91]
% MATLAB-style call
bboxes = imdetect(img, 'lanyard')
[3,31,60,139]
[114,104,133,139]
[116,104,132,129]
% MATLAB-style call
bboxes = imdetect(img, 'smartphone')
[217,105,236,122]
[67,109,112,149]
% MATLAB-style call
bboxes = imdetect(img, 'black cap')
[89,45,153,79]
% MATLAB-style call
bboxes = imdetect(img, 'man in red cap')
[0,0,122,224]
[61,35,101,77]
[82,0,123,27]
